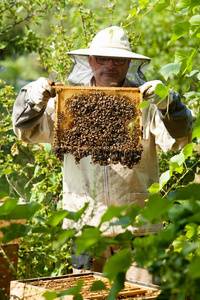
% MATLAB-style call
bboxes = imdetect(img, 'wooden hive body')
[10,272,160,300]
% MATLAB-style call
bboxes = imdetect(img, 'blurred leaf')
[100,205,128,225]
[91,280,107,291]
[0,42,8,49]
[1,223,30,243]
[107,272,125,300]
[170,22,190,43]
[169,152,185,173]
[46,210,69,227]
[169,184,200,201]
[43,291,58,300]
[176,0,190,10]
[74,202,90,221]
[188,257,200,279]
[148,182,160,194]
[52,229,77,249]
[0,197,18,216]
[137,101,148,108]
[141,194,173,223]
[155,84,170,100]
[169,142,194,175]
[41,143,52,153]
[189,15,200,27]
[110,217,130,228]
[159,170,171,189]
[154,0,170,12]
[192,114,200,139]
[182,143,194,158]
[75,227,101,254]
[0,200,41,220]
[103,248,132,281]
[127,7,137,20]
[58,280,84,297]
[159,63,181,80]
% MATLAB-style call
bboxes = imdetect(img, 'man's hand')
[140,80,172,110]
[28,77,56,112]
[31,77,56,102]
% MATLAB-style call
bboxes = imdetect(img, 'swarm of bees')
[53,90,143,168]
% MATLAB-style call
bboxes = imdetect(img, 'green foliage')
[0,1,200,300]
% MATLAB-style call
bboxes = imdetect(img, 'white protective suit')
[12,77,194,237]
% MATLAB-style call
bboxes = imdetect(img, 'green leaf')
[73,295,83,300]
[159,63,181,80]
[185,70,200,78]
[139,0,149,9]
[2,168,13,175]
[192,113,200,139]
[187,212,200,224]
[148,182,160,194]
[110,216,130,228]
[188,257,200,279]
[74,202,90,221]
[155,83,170,100]
[170,22,190,43]
[91,280,107,291]
[103,248,132,281]
[182,143,194,159]
[0,198,18,216]
[41,143,52,153]
[107,272,125,300]
[58,280,84,296]
[154,0,170,12]
[159,170,171,189]
[1,223,30,243]
[169,143,194,174]
[169,183,200,201]
[189,15,200,27]
[33,164,40,177]
[0,42,8,49]
[141,194,173,223]
[75,227,101,254]
[127,7,137,20]
[137,101,148,108]
[46,210,69,227]
[0,201,41,220]
[43,291,58,300]
[176,0,191,10]
[100,205,128,225]
[169,152,185,173]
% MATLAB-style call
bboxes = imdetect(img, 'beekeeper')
[12,26,194,282]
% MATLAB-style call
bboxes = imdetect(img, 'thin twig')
[5,174,25,200]
[1,5,51,34]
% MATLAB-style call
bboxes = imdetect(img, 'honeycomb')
[53,86,143,169]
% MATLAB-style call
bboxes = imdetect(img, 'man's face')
[88,56,131,87]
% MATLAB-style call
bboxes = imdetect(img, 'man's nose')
[106,59,115,68]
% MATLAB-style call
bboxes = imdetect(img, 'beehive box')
[10,272,160,300]
[53,86,143,168]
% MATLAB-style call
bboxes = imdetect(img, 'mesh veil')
[67,54,150,86]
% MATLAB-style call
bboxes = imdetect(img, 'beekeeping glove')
[140,80,173,110]
[28,77,56,112]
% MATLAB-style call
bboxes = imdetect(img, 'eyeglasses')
[94,56,127,66]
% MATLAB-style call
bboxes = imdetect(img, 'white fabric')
[68,26,151,61]
[13,78,193,237]
[27,77,54,105]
